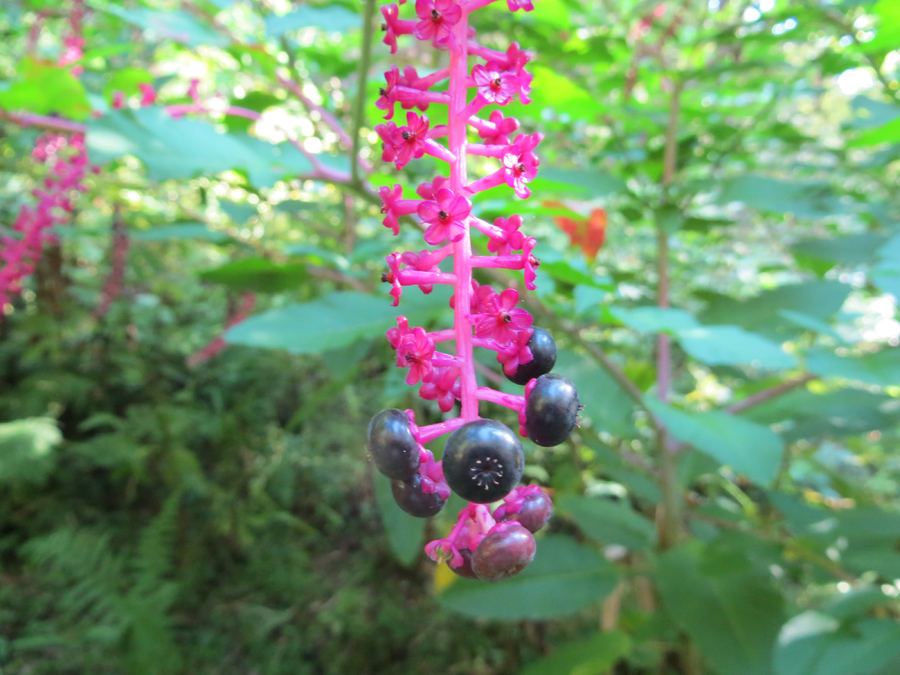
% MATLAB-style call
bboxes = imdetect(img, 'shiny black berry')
[450,547,478,579]
[472,524,536,582]
[497,491,553,533]
[390,474,446,517]
[507,327,557,385]
[367,409,419,480]
[525,373,579,447]
[442,419,524,503]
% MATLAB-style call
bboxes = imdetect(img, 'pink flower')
[506,0,534,11]
[522,237,539,290]
[400,250,440,293]
[496,329,533,376]
[380,4,403,54]
[478,110,520,146]
[379,184,404,235]
[376,66,401,119]
[112,91,125,110]
[419,366,460,412]
[418,448,451,499]
[502,133,544,198]
[414,0,462,49]
[187,78,201,102]
[488,214,525,255]
[471,288,533,345]
[386,316,410,348]
[375,122,399,163]
[389,111,430,169]
[382,253,404,306]
[138,83,156,106]
[416,175,451,200]
[499,43,534,103]
[417,188,471,245]
[397,327,435,385]
[472,62,520,105]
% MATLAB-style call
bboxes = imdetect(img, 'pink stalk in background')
[367,0,580,581]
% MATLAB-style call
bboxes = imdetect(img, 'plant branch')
[724,374,816,415]
[351,0,377,184]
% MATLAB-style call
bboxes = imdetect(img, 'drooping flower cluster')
[366,0,581,582]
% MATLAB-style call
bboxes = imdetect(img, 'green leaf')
[531,167,626,197]
[265,6,360,36]
[520,631,632,675]
[100,5,230,48]
[198,258,309,293]
[646,399,783,485]
[555,350,635,437]
[699,281,850,340]
[677,326,796,369]
[226,289,451,354]
[0,418,61,486]
[775,615,900,675]
[718,176,845,219]
[558,496,657,550]
[540,260,611,289]
[373,472,424,567]
[657,545,785,675]
[219,200,257,224]
[791,234,888,268]
[0,61,90,119]
[439,535,619,620]
[610,306,700,334]
[806,348,900,387]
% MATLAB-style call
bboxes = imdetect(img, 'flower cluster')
[0,133,92,310]
[366,0,581,582]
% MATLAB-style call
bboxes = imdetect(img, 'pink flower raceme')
[414,0,462,49]
[417,188,472,245]
[471,288,533,345]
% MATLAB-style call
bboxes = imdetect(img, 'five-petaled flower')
[478,110,520,146]
[397,327,436,385]
[390,111,430,169]
[502,133,543,198]
[417,188,472,245]
[471,288,533,345]
[383,253,404,306]
[420,366,461,412]
[472,62,520,105]
[416,175,451,200]
[413,0,462,49]
[400,250,441,293]
[488,214,525,255]
[496,329,534,376]
[522,237,539,290]
[386,315,410,349]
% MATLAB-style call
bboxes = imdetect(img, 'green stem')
[351,0,377,185]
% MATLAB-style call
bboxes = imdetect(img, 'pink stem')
[449,9,479,422]
[434,353,464,367]
[470,254,523,269]
[418,417,468,443]
[466,0,500,11]
[458,96,487,122]
[395,87,451,106]
[467,169,506,194]
[424,139,456,163]
[470,216,505,239]
[428,125,450,139]
[466,114,495,134]
[472,337,504,352]
[396,270,456,285]
[467,143,506,158]
[476,387,525,411]
[416,67,452,89]
[430,329,456,342]
[423,243,456,266]
[467,40,506,63]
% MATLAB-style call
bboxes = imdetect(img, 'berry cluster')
[366,0,581,582]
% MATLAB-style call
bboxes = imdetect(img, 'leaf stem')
[351,0,377,184]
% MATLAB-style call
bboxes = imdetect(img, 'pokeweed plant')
[365,0,581,582]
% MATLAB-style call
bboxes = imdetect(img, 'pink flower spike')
[397,327,436,385]
[488,214,526,254]
[419,366,461,412]
[417,188,472,245]
[523,237,539,290]
[471,288,533,345]
[383,253,404,306]
[390,111,431,169]
[472,62,520,105]
[386,316,410,349]
[414,0,462,49]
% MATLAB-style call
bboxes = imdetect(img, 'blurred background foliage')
[1,0,900,673]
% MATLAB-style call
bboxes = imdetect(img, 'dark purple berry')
[497,492,553,533]
[472,524,536,582]
[525,373,579,447]
[449,548,478,578]
[391,473,446,517]
[507,327,557,385]
[367,409,419,480]
[442,419,524,503]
